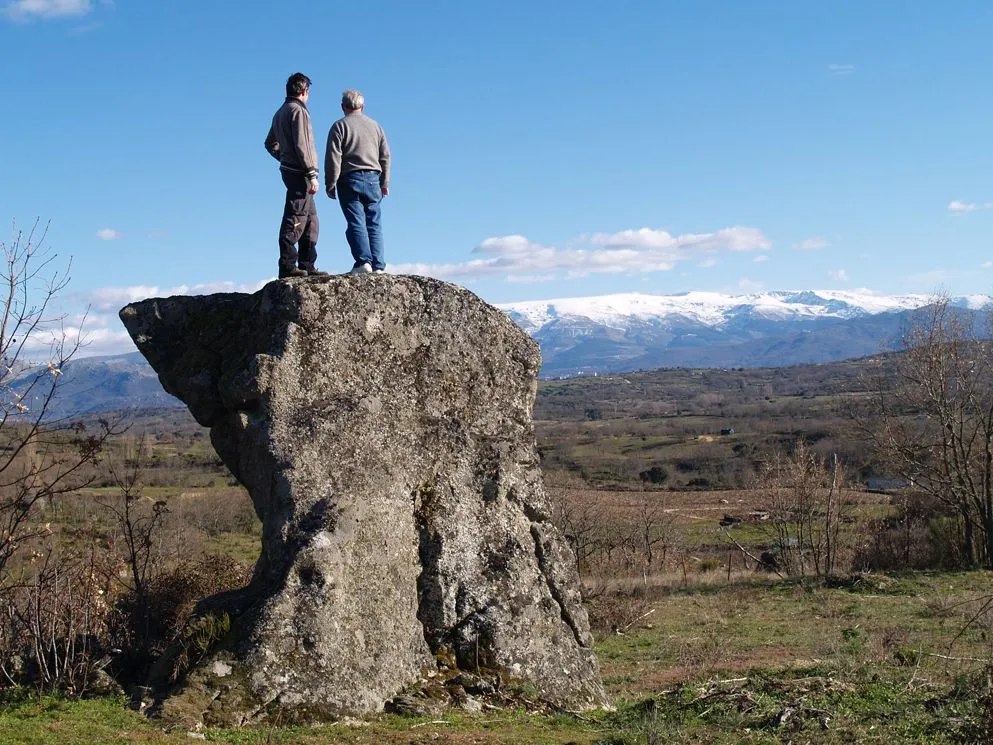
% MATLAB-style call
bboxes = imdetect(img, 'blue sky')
[1,0,991,356]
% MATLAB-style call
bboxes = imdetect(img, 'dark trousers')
[278,170,319,274]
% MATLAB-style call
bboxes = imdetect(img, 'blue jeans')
[337,170,384,271]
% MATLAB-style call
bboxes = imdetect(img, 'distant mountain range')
[499,290,991,378]
[11,289,991,419]
[11,351,181,421]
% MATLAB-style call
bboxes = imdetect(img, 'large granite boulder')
[119,274,606,725]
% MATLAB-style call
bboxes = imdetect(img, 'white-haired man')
[324,90,391,274]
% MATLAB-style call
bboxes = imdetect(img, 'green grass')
[206,531,262,565]
[0,697,604,744]
[0,695,171,745]
[599,672,980,744]
[591,570,993,742]
[4,571,993,743]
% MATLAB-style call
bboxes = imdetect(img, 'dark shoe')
[305,268,330,277]
[279,268,308,279]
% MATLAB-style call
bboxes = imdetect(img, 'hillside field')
[4,356,993,743]
[4,570,992,743]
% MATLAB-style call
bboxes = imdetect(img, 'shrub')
[698,558,719,573]
[0,536,119,696]
[639,465,668,485]
[108,553,251,684]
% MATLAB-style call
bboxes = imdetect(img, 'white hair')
[341,89,365,110]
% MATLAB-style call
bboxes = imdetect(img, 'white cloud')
[828,64,855,75]
[506,274,557,284]
[753,255,769,263]
[66,324,136,358]
[698,258,717,268]
[590,226,769,253]
[96,228,121,240]
[3,0,92,20]
[588,228,678,250]
[982,261,993,269]
[27,276,269,360]
[391,226,771,281]
[793,237,830,250]
[904,267,964,285]
[828,269,849,281]
[737,278,765,292]
[948,200,993,213]
[14,309,135,360]
[88,280,268,312]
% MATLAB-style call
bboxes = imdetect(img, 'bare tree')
[750,441,853,577]
[546,473,610,580]
[858,297,993,568]
[819,454,847,576]
[0,220,115,591]
[630,494,677,583]
[3,540,116,694]
[0,220,119,693]
[97,435,167,653]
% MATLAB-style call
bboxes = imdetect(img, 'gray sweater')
[265,98,319,179]
[324,112,391,190]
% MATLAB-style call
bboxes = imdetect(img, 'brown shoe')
[279,268,308,279]
[306,268,330,277]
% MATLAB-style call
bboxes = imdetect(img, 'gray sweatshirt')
[324,112,391,190]
[265,98,319,179]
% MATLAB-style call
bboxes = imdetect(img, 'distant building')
[866,477,911,492]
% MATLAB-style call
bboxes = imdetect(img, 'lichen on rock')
[119,274,607,725]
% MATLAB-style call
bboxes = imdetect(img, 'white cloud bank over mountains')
[26,280,271,360]
[60,283,990,363]
[47,211,987,360]
[86,280,268,313]
[390,226,770,280]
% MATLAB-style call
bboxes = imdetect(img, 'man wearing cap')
[265,72,327,279]
[325,89,391,274]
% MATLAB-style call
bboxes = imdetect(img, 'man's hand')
[307,178,319,195]
[326,185,337,200]
[381,186,389,197]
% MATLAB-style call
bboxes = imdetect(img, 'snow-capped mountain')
[500,290,989,331]
[12,290,992,419]
[498,290,992,378]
